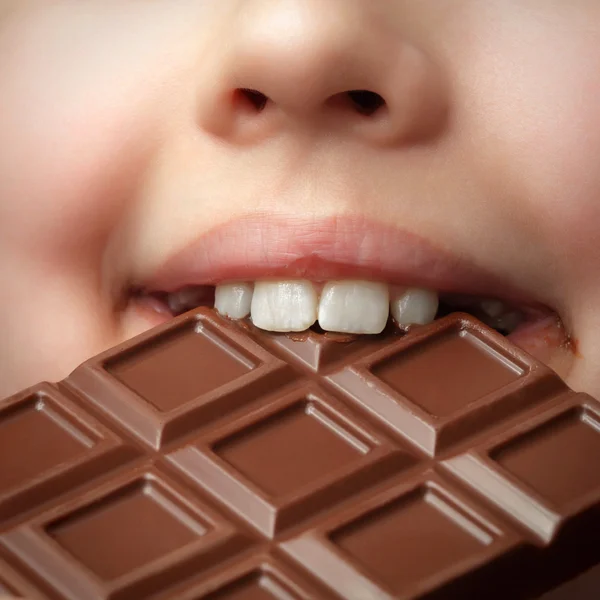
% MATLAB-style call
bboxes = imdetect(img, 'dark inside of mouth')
[140,287,523,337]
[436,296,524,336]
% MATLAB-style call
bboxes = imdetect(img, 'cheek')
[0,92,152,270]
[462,12,600,282]
[515,95,600,277]
[0,6,167,266]
[0,114,145,262]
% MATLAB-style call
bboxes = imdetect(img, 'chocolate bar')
[0,307,598,599]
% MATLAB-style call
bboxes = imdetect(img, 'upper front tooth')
[215,282,253,318]
[390,288,438,326]
[318,281,389,334]
[251,280,318,332]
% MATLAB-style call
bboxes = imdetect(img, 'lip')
[143,214,542,308]
[125,213,573,380]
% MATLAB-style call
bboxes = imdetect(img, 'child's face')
[2,0,600,399]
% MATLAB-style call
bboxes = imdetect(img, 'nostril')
[233,88,386,119]
[346,90,386,116]
[327,90,386,116]
[236,88,269,112]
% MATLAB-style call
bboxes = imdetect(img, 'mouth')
[126,215,573,369]
[133,281,548,335]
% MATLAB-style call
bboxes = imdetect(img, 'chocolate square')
[177,552,334,599]
[282,470,520,598]
[0,383,133,521]
[66,311,293,449]
[1,465,247,599]
[169,383,412,537]
[444,393,600,541]
[328,314,565,454]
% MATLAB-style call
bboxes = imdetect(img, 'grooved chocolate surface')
[0,307,598,599]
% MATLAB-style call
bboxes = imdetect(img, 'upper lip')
[139,213,545,310]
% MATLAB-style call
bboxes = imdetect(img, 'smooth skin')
[1,0,600,399]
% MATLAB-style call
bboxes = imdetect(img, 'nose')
[197,0,449,145]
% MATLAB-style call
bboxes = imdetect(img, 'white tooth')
[251,280,317,332]
[214,282,253,319]
[318,280,389,334]
[479,299,507,319]
[390,288,438,326]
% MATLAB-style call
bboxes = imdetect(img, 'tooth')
[167,286,212,314]
[215,282,253,319]
[251,280,317,332]
[390,288,438,326]
[479,299,507,319]
[488,310,523,334]
[318,281,389,334]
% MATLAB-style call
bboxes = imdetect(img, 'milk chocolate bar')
[0,307,599,599]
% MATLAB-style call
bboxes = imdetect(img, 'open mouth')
[126,215,573,373]
[132,279,556,339]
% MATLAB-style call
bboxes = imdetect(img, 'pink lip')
[145,214,535,305]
